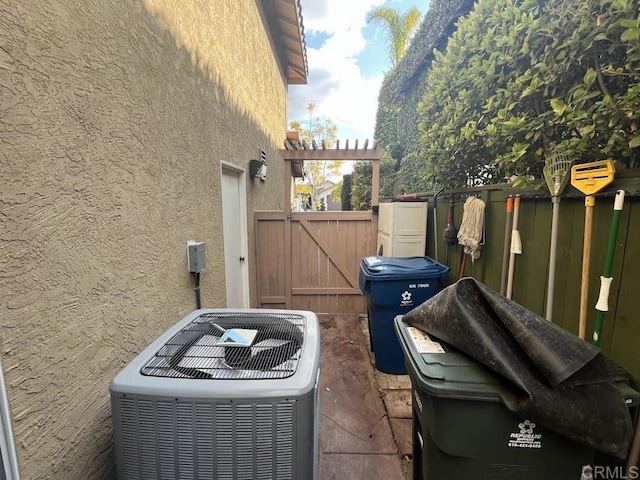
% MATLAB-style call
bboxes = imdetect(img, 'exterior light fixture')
[249,150,267,181]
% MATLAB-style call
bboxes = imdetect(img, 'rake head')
[543,152,574,197]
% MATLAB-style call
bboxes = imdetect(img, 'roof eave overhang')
[268,0,308,85]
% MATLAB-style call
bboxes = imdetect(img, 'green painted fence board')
[554,198,584,336]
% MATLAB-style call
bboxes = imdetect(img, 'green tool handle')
[593,190,625,346]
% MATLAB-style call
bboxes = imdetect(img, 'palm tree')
[366,6,421,68]
[307,102,316,132]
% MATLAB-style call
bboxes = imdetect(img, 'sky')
[287,0,431,143]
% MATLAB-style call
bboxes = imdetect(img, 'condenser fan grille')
[140,312,306,380]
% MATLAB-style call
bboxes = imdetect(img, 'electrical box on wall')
[187,241,206,273]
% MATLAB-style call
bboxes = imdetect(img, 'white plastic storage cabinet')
[376,201,428,257]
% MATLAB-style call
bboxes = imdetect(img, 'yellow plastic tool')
[571,159,616,339]
[571,159,615,196]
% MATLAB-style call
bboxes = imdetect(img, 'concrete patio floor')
[318,313,413,480]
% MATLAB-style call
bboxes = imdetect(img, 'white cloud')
[288,0,387,141]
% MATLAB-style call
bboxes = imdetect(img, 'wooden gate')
[255,210,375,313]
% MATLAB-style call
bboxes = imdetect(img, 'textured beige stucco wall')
[0,0,288,478]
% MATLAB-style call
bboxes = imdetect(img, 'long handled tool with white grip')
[571,160,615,340]
[500,196,514,296]
[592,190,625,346]
[506,195,522,300]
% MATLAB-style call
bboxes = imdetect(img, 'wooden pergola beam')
[281,136,384,208]
[279,148,385,161]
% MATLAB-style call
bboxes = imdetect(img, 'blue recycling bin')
[359,256,449,374]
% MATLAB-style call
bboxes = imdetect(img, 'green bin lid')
[394,316,508,401]
[395,317,640,405]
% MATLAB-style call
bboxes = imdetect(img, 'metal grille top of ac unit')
[140,312,306,380]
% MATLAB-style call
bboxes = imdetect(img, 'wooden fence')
[419,168,640,379]
[255,211,374,313]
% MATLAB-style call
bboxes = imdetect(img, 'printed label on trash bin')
[407,327,445,353]
[508,420,542,449]
[400,290,414,307]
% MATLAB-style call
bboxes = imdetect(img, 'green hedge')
[371,0,640,193]
[370,0,475,202]
[341,174,352,211]
[350,156,399,210]
[374,0,474,162]
[418,0,640,187]
[379,0,476,103]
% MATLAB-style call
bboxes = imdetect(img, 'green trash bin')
[394,316,639,480]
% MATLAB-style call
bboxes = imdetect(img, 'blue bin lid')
[360,256,449,282]
[360,257,449,280]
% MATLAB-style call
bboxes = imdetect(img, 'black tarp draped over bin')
[403,277,633,458]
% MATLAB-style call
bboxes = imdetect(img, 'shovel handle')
[578,198,594,340]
